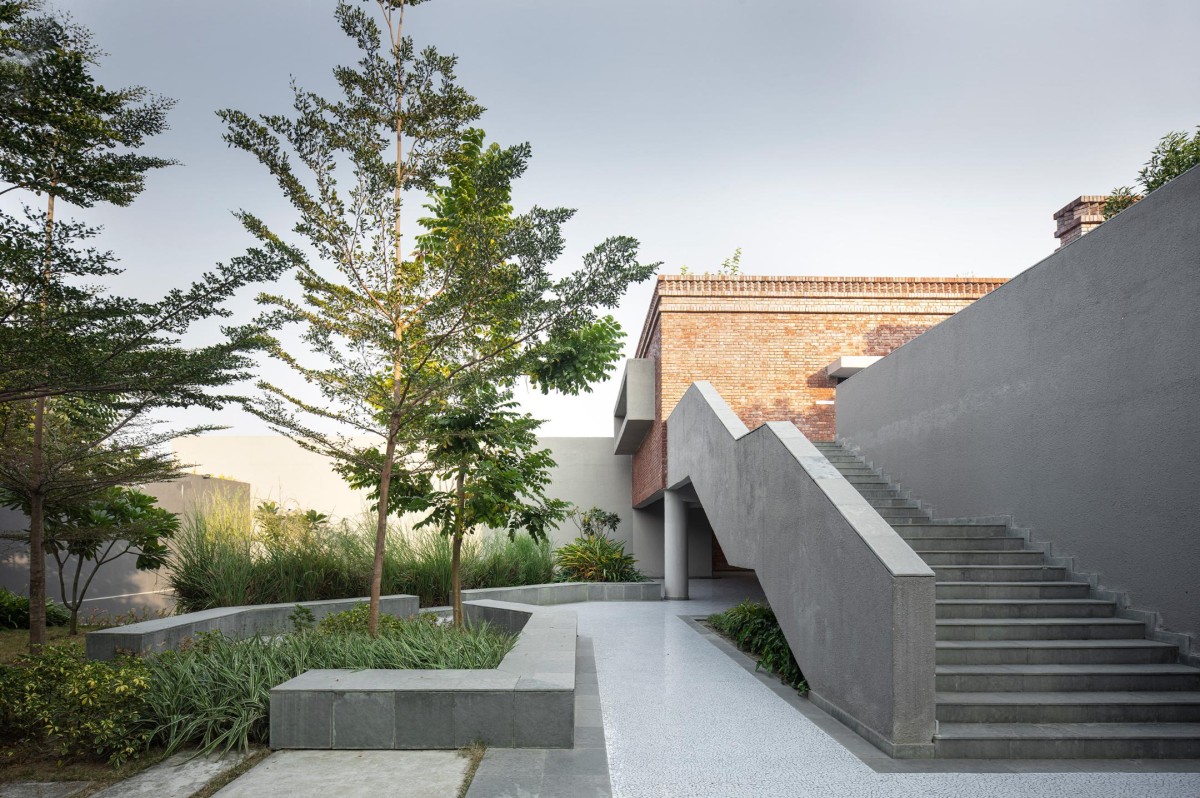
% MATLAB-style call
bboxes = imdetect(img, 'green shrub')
[168,498,554,611]
[554,533,644,583]
[145,612,515,755]
[708,600,807,693]
[0,644,151,765]
[0,588,71,629]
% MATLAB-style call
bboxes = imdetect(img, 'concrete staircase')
[813,441,1200,759]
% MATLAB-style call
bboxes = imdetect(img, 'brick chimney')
[1053,195,1107,249]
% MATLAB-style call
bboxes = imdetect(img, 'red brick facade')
[631,275,1005,506]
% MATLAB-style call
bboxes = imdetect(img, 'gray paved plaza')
[576,574,1200,798]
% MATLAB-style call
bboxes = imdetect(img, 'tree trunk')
[368,416,401,638]
[451,531,463,628]
[28,412,46,652]
[451,468,466,627]
[29,190,56,652]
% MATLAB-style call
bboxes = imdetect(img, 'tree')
[413,385,569,626]
[43,486,178,634]
[0,395,203,638]
[1103,127,1200,219]
[0,3,290,649]
[222,1,656,636]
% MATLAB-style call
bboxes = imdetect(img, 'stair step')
[844,475,890,485]
[936,582,1092,599]
[937,618,1146,641]
[877,510,932,521]
[919,551,1046,566]
[897,524,1010,534]
[908,537,1025,552]
[934,722,1200,759]
[855,488,905,500]
[901,526,1010,539]
[936,692,1200,723]
[932,565,1068,582]
[867,498,920,509]
[937,639,1180,665]
[936,599,1115,619]
[936,663,1200,692]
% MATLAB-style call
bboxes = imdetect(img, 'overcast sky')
[35,0,1200,437]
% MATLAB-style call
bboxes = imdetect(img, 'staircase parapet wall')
[667,381,937,757]
[836,163,1200,659]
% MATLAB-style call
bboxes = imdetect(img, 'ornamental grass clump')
[553,506,645,583]
[168,496,554,611]
[708,600,807,693]
[145,605,515,755]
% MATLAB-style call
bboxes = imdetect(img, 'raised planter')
[271,601,577,749]
[462,580,661,605]
[85,594,420,660]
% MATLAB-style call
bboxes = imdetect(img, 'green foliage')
[221,1,655,633]
[0,588,68,629]
[145,620,515,755]
[680,246,742,277]
[167,497,554,611]
[571,506,621,538]
[0,643,151,765]
[1103,126,1200,219]
[417,385,571,546]
[708,601,807,692]
[554,533,644,583]
[1102,186,1140,220]
[315,602,429,636]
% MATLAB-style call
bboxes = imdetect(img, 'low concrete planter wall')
[86,595,420,660]
[270,601,577,750]
[462,580,661,605]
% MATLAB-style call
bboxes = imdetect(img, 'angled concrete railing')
[667,382,937,757]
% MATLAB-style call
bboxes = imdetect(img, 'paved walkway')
[571,574,1200,798]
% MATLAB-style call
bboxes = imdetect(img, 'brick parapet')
[630,274,1004,506]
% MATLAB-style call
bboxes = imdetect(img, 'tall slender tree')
[0,3,292,648]
[222,1,656,635]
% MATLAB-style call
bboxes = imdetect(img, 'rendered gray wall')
[538,437,633,549]
[668,382,936,755]
[837,165,1200,644]
[0,475,249,615]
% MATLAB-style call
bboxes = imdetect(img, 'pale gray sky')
[34,0,1200,436]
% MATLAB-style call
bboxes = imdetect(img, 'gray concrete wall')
[837,164,1200,646]
[0,475,250,616]
[537,437,633,549]
[668,382,937,756]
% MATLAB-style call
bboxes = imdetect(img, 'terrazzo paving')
[570,573,1200,798]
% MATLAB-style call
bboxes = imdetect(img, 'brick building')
[614,274,1005,574]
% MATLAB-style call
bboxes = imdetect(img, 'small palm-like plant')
[554,506,644,583]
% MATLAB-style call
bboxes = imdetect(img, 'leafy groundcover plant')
[708,600,807,693]
[0,588,70,629]
[0,605,515,763]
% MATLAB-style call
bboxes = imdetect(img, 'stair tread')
[937,618,1143,625]
[937,639,1176,649]
[937,663,1199,675]
[936,722,1200,740]
[936,599,1113,605]
[936,581,1090,587]
[937,692,1200,705]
